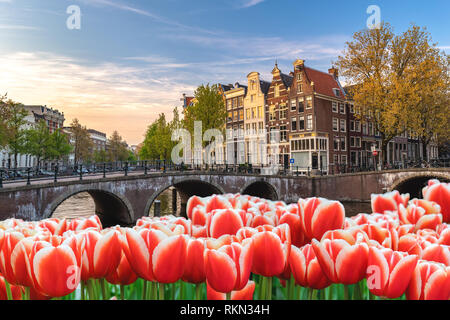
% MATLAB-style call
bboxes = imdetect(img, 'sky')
[0,0,449,145]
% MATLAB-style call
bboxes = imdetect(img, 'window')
[341,137,346,151]
[334,154,339,164]
[291,117,297,131]
[356,137,361,148]
[306,114,313,130]
[227,100,232,110]
[246,109,251,120]
[341,155,347,165]
[290,99,297,111]
[333,118,338,131]
[368,122,373,136]
[355,121,361,132]
[350,120,355,132]
[350,104,355,113]
[239,110,244,121]
[333,89,341,97]
[238,96,243,106]
[298,98,304,113]
[297,73,302,81]
[258,122,264,133]
[362,123,367,135]
[339,119,345,132]
[332,102,338,113]
[334,138,339,151]
[280,125,287,142]
[299,116,305,130]
[227,112,232,122]
[339,103,345,114]
[297,83,303,93]
[269,105,276,121]
[252,107,256,119]
[306,96,313,109]
[233,111,238,121]
[280,109,287,120]
[251,95,255,102]
[350,136,355,147]
[258,106,263,118]
[274,85,280,97]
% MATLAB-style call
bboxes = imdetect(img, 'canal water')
[52,191,372,221]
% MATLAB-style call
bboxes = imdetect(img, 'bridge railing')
[0,158,448,188]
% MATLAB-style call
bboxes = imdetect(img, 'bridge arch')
[240,179,279,201]
[145,178,225,218]
[389,172,450,199]
[44,186,135,227]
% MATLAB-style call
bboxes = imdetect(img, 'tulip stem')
[288,276,295,300]
[259,276,266,300]
[100,279,108,300]
[86,280,94,300]
[354,281,362,300]
[4,278,13,300]
[159,283,165,300]
[195,283,202,300]
[266,277,272,300]
[180,281,184,300]
[147,281,153,300]
[142,280,147,300]
[344,285,350,300]
[81,281,85,300]
[226,292,232,300]
[120,285,125,300]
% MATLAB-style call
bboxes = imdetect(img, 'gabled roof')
[303,67,346,98]
[260,80,271,94]
[280,73,293,89]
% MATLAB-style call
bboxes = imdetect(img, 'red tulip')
[312,236,369,285]
[413,214,443,232]
[187,196,206,220]
[423,180,450,223]
[407,260,450,300]
[205,195,231,213]
[191,207,207,226]
[207,280,255,300]
[0,231,25,284]
[124,228,167,281]
[299,197,345,241]
[152,234,187,284]
[38,218,67,236]
[421,244,450,266]
[10,237,35,287]
[105,252,138,286]
[0,274,23,300]
[289,244,331,289]
[279,212,305,248]
[77,229,122,280]
[182,238,206,284]
[206,209,244,238]
[366,247,418,299]
[68,215,102,231]
[29,239,81,297]
[371,191,409,214]
[251,226,289,277]
[438,227,450,246]
[204,239,253,293]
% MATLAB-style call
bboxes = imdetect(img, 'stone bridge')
[0,168,448,227]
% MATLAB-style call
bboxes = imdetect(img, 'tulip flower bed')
[0,179,449,301]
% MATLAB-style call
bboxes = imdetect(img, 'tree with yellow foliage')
[336,23,449,162]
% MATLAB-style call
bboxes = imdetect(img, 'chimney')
[328,67,339,79]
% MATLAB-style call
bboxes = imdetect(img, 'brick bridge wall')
[0,169,448,226]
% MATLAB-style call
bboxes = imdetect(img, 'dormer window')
[333,88,341,97]
[297,73,302,81]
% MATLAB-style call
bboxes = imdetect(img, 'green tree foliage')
[23,120,52,168]
[182,84,226,148]
[0,96,29,167]
[336,23,450,162]
[69,118,93,165]
[107,131,129,162]
[140,108,181,160]
[49,129,73,162]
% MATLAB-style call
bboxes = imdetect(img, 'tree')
[23,120,52,168]
[335,23,449,163]
[0,97,29,168]
[49,129,73,163]
[107,131,129,162]
[93,149,108,163]
[183,84,226,148]
[69,118,93,165]
[139,108,181,161]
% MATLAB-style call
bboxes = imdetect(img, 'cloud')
[0,24,39,30]
[240,0,265,8]
[0,52,195,144]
